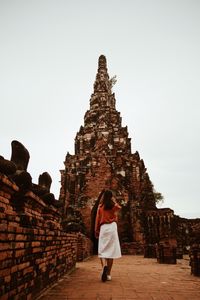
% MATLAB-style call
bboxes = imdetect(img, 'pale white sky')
[0,0,200,218]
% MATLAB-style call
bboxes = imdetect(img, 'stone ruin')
[0,55,200,299]
[59,55,200,263]
[0,141,92,299]
[0,140,56,202]
[59,55,170,253]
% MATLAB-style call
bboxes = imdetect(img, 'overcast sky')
[0,0,200,218]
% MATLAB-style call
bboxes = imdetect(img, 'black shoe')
[101,266,108,282]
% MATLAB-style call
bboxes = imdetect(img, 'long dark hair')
[102,190,114,210]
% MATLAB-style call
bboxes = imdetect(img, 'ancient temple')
[0,57,200,300]
[0,56,200,300]
[59,55,176,254]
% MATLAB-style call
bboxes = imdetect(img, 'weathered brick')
[11,242,24,249]
[0,243,10,251]
[14,249,26,257]
[0,268,10,277]
[0,212,6,219]
[0,196,10,204]
[18,262,30,271]
[4,275,11,283]
[15,234,27,241]
[31,241,40,247]
[23,266,33,275]
[0,223,8,232]
[0,250,13,261]
[10,265,18,273]
[32,247,43,253]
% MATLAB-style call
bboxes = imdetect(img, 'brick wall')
[190,244,200,276]
[121,242,144,255]
[0,174,78,300]
[76,232,93,261]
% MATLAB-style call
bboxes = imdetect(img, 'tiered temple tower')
[59,55,174,253]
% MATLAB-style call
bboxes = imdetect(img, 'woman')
[95,189,121,282]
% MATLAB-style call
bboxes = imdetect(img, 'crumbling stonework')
[0,55,200,300]
[0,174,77,299]
[59,55,177,255]
[0,142,92,299]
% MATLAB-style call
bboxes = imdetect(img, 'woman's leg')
[107,258,113,275]
[100,258,107,267]
[100,258,108,282]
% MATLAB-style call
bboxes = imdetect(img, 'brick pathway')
[37,255,200,300]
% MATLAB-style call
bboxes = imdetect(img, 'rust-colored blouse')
[95,203,121,238]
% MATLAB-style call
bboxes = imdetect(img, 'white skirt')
[98,222,121,259]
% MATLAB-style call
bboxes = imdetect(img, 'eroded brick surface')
[0,174,78,299]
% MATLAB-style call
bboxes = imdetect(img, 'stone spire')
[93,55,111,94]
[75,54,128,156]
[98,54,107,69]
[90,55,115,110]
[59,55,158,247]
